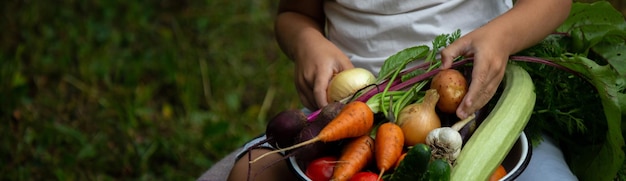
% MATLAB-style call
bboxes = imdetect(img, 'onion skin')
[430,69,467,114]
[397,89,441,146]
[327,68,376,103]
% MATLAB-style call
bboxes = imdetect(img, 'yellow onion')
[327,68,376,103]
[397,89,441,146]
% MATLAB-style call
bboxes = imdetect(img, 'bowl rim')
[288,154,311,181]
[288,132,532,181]
[502,132,533,181]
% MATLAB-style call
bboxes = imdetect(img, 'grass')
[1,0,624,181]
[1,0,299,180]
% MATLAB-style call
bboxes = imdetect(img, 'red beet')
[266,109,308,149]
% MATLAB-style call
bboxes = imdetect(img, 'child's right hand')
[293,37,353,111]
[274,0,353,111]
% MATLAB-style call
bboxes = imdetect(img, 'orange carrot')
[374,122,404,180]
[250,101,375,163]
[394,152,407,169]
[489,164,507,181]
[331,135,375,181]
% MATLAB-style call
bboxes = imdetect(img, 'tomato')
[349,172,379,181]
[489,164,507,181]
[306,156,338,181]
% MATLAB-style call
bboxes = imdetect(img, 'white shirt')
[324,0,513,75]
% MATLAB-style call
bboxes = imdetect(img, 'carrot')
[489,164,507,181]
[249,101,375,163]
[374,122,404,180]
[394,152,407,169]
[331,135,375,181]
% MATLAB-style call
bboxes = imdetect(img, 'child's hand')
[293,37,353,111]
[439,0,570,119]
[440,28,510,119]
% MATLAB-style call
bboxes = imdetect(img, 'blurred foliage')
[1,0,300,180]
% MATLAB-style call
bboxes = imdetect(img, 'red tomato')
[306,156,338,181]
[349,172,379,181]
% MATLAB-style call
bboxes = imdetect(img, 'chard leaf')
[592,37,626,75]
[552,55,625,181]
[556,1,626,75]
[557,1,626,33]
[376,29,460,83]
[376,46,429,82]
[519,2,626,180]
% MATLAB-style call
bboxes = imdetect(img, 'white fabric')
[517,134,579,181]
[324,0,513,75]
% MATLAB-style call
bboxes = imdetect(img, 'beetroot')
[266,109,308,149]
[245,103,346,180]
[293,102,345,167]
[315,102,346,123]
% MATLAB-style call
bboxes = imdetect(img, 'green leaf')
[518,2,626,180]
[592,37,626,76]
[557,1,626,54]
[376,46,429,82]
[401,69,426,82]
[557,2,626,33]
[553,55,625,181]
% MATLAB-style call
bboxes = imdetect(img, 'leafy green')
[557,1,626,58]
[374,31,460,120]
[376,46,429,83]
[559,56,625,181]
[517,2,626,180]
[376,46,428,119]
[376,29,461,83]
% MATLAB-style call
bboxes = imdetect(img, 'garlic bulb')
[327,68,376,102]
[426,127,463,164]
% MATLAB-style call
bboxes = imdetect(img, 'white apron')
[324,0,513,75]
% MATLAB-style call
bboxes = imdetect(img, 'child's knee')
[227,148,298,181]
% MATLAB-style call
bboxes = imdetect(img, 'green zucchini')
[450,64,536,180]
[427,159,451,181]
[389,143,432,181]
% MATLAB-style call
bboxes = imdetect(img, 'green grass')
[1,1,300,180]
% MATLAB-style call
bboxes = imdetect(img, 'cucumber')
[426,159,451,181]
[389,143,431,181]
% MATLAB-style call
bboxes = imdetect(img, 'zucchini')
[427,159,451,181]
[450,64,536,180]
[389,143,431,181]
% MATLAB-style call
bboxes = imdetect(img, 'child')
[227,0,574,180]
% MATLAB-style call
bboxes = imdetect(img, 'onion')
[327,68,376,103]
[397,89,441,146]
